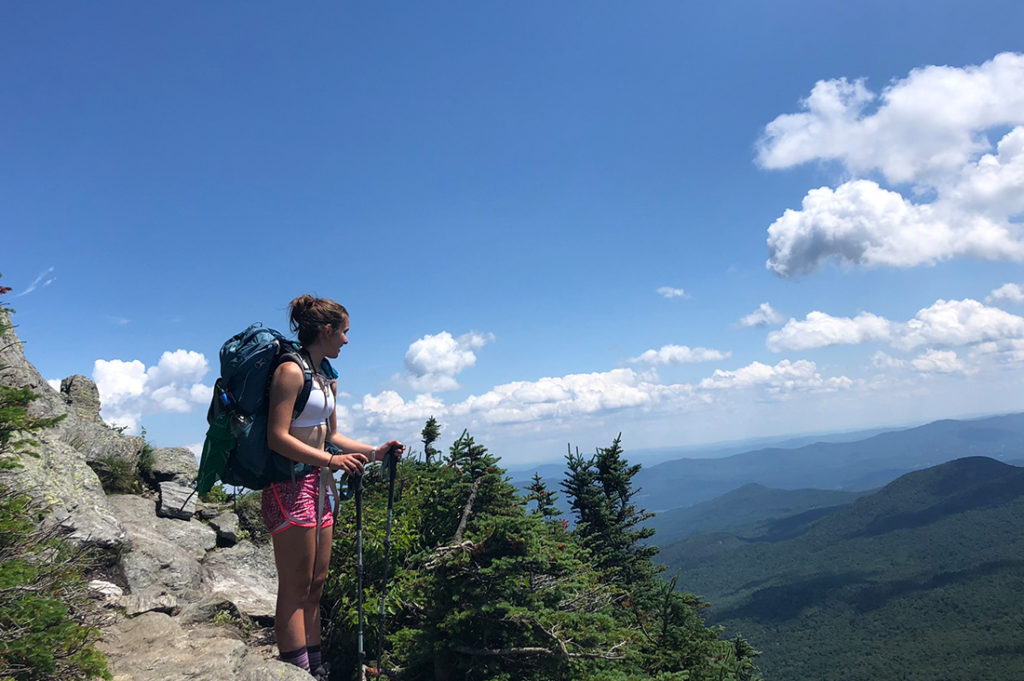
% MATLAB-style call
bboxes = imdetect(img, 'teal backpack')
[196,323,337,495]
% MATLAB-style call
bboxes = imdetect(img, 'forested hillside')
[660,457,1024,681]
[646,484,869,547]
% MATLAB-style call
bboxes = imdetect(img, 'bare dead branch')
[454,477,484,544]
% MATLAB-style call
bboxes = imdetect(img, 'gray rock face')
[0,437,127,550]
[150,446,199,485]
[0,311,137,551]
[158,481,198,520]
[210,512,240,545]
[60,374,103,424]
[98,612,310,681]
[201,541,279,620]
[108,494,216,601]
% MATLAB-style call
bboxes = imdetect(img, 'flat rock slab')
[99,612,309,681]
[89,580,124,604]
[201,540,278,620]
[158,481,197,520]
[120,593,180,617]
[108,495,217,600]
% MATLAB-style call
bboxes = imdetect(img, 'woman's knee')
[307,576,327,604]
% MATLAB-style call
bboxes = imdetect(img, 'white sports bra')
[291,376,335,428]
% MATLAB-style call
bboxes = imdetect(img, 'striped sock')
[280,647,310,672]
[308,644,322,671]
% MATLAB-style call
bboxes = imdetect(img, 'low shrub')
[234,490,269,545]
[0,485,111,681]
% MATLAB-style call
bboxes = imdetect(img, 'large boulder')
[108,495,217,602]
[149,446,199,485]
[56,374,145,464]
[201,540,278,620]
[60,374,103,424]
[98,612,309,681]
[209,512,240,545]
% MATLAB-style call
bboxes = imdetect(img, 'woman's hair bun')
[288,294,349,345]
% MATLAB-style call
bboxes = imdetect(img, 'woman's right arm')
[266,362,334,468]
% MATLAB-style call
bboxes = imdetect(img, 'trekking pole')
[354,471,366,677]
[376,446,400,669]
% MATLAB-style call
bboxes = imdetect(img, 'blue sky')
[5,1,1024,464]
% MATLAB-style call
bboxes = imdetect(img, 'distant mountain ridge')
[647,483,870,547]
[660,456,1024,681]
[634,412,1024,512]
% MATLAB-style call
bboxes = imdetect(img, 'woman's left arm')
[328,381,405,462]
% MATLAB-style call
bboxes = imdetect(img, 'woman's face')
[322,319,349,358]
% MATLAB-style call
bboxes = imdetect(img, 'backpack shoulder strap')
[274,351,314,421]
[320,358,339,380]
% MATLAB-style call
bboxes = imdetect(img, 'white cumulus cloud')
[987,283,1024,305]
[357,391,447,429]
[911,349,966,374]
[698,359,853,394]
[870,351,907,370]
[657,287,688,299]
[767,299,1024,354]
[896,298,1024,350]
[767,311,892,352]
[629,344,731,365]
[47,378,62,392]
[402,331,494,392]
[758,53,1024,277]
[738,303,786,328]
[93,349,212,433]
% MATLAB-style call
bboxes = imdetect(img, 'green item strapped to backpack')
[196,323,338,496]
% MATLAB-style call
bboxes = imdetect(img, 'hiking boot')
[310,663,329,680]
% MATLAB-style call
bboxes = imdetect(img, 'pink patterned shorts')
[261,468,335,535]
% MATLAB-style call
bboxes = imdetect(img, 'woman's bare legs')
[272,525,317,653]
[305,522,334,648]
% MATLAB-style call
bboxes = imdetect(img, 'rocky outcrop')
[60,374,104,424]
[3,312,298,681]
[57,374,146,465]
[0,312,134,550]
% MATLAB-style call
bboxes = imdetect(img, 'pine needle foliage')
[320,424,760,681]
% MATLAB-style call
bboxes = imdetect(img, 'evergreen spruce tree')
[524,473,562,519]
[562,435,656,585]
[421,415,441,465]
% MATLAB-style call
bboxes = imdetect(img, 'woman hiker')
[264,294,405,677]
